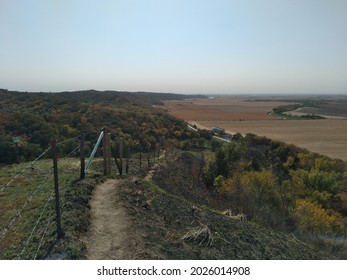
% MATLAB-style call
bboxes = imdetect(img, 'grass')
[0,156,102,259]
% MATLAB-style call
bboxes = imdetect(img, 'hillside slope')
[105,152,333,260]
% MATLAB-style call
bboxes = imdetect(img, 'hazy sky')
[1,0,346,94]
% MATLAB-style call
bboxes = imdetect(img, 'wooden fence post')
[52,141,63,239]
[119,137,123,175]
[103,127,108,176]
[107,133,112,175]
[80,133,85,180]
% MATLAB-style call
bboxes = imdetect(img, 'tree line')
[0,89,202,164]
[202,133,347,239]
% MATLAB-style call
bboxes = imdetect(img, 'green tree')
[202,151,217,188]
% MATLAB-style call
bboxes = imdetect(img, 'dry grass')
[181,225,214,247]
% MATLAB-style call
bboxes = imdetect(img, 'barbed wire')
[54,137,81,215]
[0,169,54,240]
[33,214,53,260]
[63,145,80,158]
[0,146,52,192]
[1,128,107,259]
[56,135,81,146]
[55,129,102,146]
[21,144,81,260]
[17,190,54,260]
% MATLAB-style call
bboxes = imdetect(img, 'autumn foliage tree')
[203,133,346,237]
[295,199,344,236]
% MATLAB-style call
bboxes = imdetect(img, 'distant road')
[187,124,198,132]
[188,121,245,137]
[187,123,231,143]
[212,136,231,143]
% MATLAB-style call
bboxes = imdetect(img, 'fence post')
[103,127,108,176]
[52,140,63,239]
[80,133,85,180]
[119,137,123,175]
[106,133,112,175]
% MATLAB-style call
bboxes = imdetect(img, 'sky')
[0,0,346,94]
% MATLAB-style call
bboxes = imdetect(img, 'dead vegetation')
[113,152,335,259]
[181,225,214,247]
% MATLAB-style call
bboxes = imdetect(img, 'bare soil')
[84,179,131,260]
[161,100,277,121]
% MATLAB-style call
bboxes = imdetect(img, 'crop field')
[162,97,347,161]
[286,104,347,119]
[162,98,288,121]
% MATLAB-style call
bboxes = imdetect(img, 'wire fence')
[0,132,88,259]
[0,146,52,192]
[0,127,176,259]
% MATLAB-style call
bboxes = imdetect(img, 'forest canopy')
[0,89,206,164]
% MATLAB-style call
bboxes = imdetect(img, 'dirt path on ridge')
[84,179,130,260]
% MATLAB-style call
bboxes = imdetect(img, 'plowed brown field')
[162,98,347,161]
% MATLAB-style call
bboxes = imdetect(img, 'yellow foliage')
[220,175,241,194]
[298,152,315,170]
[240,170,277,205]
[284,156,295,169]
[294,199,344,236]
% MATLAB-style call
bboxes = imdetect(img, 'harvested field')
[162,98,347,162]
[162,99,281,121]
[286,105,347,119]
[194,120,347,161]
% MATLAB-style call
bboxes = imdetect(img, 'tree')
[215,148,228,177]
[213,175,225,189]
[241,170,277,206]
[294,199,344,236]
[202,151,217,188]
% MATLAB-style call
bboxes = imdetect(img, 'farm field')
[162,98,290,121]
[162,97,347,161]
[285,105,347,119]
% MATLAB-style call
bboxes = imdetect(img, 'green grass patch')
[0,157,103,259]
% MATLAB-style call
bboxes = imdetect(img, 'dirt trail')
[85,179,129,260]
